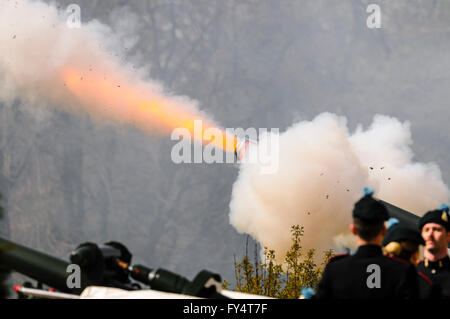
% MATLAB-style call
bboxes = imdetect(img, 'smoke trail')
[0,0,229,148]
[229,113,449,262]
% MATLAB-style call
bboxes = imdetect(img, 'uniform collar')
[355,244,383,257]
[423,255,450,269]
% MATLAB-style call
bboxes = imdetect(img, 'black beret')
[353,194,389,222]
[418,208,450,231]
[382,223,425,246]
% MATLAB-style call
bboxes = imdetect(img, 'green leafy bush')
[230,225,333,298]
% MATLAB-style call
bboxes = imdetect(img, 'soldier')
[417,204,450,298]
[315,188,418,299]
[382,218,437,299]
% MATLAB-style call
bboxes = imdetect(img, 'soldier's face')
[421,223,449,254]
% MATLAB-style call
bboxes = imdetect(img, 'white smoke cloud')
[349,115,448,214]
[0,0,212,132]
[229,112,449,262]
[0,0,87,107]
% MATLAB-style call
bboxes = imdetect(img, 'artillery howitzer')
[0,236,226,299]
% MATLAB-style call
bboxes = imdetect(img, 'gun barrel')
[380,200,420,227]
[0,236,86,293]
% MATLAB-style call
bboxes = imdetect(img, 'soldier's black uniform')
[382,221,436,299]
[417,256,450,298]
[315,190,419,299]
[416,271,437,299]
[417,256,450,279]
[315,244,418,299]
[417,206,450,298]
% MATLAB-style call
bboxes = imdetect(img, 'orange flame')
[62,67,237,152]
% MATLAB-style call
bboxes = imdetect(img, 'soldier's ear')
[380,224,387,236]
[350,224,357,236]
